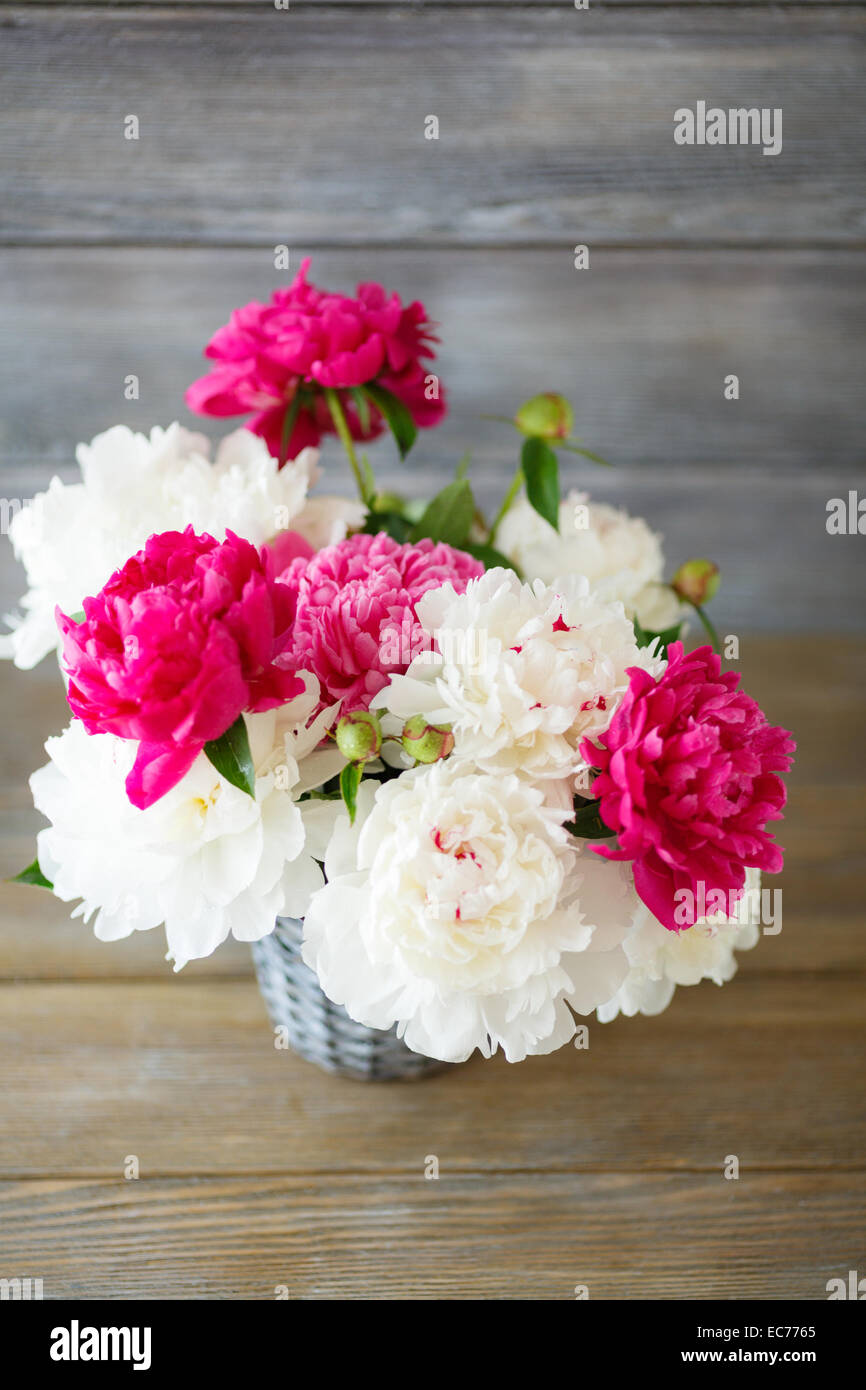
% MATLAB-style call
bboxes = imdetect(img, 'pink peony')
[580,642,795,931]
[278,531,483,711]
[184,258,447,462]
[58,528,304,809]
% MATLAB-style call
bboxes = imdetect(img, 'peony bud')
[514,392,574,441]
[371,490,406,514]
[401,715,455,764]
[671,559,720,606]
[335,710,382,763]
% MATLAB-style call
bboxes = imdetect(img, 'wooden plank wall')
[0,4,864,634]
[0,5,864,1301]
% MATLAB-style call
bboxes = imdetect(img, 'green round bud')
[514,392,574,441]
[671,558,721,606]
[401,715,455,764]
[372,490,406,514]
[335,710,382,763]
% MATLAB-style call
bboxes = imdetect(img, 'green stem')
[279,389,304,469]
[324,387,367,503]
[487,468,524,545]
[689,600,721,651]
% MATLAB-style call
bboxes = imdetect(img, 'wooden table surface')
[0,635,863,1300]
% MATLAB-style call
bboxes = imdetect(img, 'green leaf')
[402,497,427,523]
[363,381,417,460]
[68,610,85,624]
[409,479,475,548]
[455,450,471,481]
[362,508,414,543]
[349,386,372,437]
[10,857,53,889]
[340,762,362,825]
[278,390,305,466]
[564,799,615,841]
[358,452,376,507]
[521,436,560,531]
[559,442,613,467]
[204,714,256,798]
[633,619,683,658]
[463,542,522,577]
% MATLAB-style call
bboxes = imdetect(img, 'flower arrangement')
[4,260,794,1066]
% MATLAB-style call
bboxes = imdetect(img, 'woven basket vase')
[251,916,448,1081]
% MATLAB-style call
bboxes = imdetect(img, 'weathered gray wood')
[2,8,864,245]
[4,638,863,978]
[3,463,863,635]
[1,0,862,1307]
[0,1172,862,1299]
[1,245,863,631]
[24,1,844,8]
[3,783,864,978]
[0,973,863,1177]
[0,247,862,473]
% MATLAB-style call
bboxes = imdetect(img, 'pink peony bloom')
[580,642,795,932]
[58,528,305,809]
[265,529,315,574]
[184,258,447,462]
[278,531,483,711]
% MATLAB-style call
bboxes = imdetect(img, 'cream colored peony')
[302,759,637,1062]
[373,568,664,786]
[0,423,362,669]
[595,869,762,1021]
[30,679,345,969]
[496,491,684,632]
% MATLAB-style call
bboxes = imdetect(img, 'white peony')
[302,759,636,1063]
[596,868,762,1022]
[285,494,365,552]
[30,680,345,969]
[496,491,685,632]
[373,567,664,786]
[0,423,362,669]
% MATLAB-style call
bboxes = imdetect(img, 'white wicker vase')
[251,916,450,1081]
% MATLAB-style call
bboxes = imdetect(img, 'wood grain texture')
[2,783,863,978]
[2,245,863,633]
[2,8,864,246]
[0,974,863,1178]
[0,634,862,1294]
[0,1172,862,1300]
[1,2,864,1302]
[4,462,865,636]
[25,1,844,8]
[0,637,862,978]
[0,246,863,473]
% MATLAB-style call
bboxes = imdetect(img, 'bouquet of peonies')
[4,260,794,1065]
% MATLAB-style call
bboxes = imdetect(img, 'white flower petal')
[29,707,335,968]
[374,567,648,787]
[0,423,332,669]
[279,853,325,919]
[302,761,634,1062]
